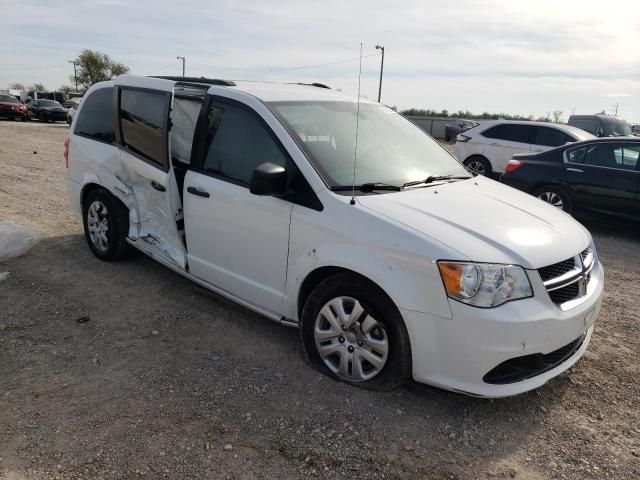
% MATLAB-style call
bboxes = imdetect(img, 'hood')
[357,177,591,269]
[43,106,66,112]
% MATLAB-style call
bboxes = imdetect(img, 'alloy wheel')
[87,200,110,251]
[314,296,389,382]
[537,191,563,209]
[466,160,486,175]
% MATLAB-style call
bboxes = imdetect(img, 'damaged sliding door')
[114,84,187,268]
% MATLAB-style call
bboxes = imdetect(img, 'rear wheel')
[533,185,573,214]
[300,272,411,391]
[464,156,492,177]
[82,189,132,261]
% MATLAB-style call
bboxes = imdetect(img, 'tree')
[32,83,46,92]
[9,82,25,90]
[72,49,129,89]
[552,110,563,123]
[59,85,75,94]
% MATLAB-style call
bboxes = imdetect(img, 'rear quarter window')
[74,87,115,143]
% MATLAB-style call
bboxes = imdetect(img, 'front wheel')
[533,185,573,214]
[300,272,412,391]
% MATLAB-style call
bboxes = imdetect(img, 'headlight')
[438,261,533,307]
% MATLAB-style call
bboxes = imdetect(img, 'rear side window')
[201,102,288,185]
[482,124,531,143]
[119,89,169,168]
[74,87,114,143]
[534,127,574,147]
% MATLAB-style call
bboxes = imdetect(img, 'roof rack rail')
[290,82,331,89]
[150,76,236,87]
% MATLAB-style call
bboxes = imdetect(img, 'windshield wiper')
[331,182,402,192]
[402,174,472,188]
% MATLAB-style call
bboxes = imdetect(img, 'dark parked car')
[444,119,478,142]
[568,114,631,137]
[0,94,28,121]
[26,98,68,123]
[501,138,640,220]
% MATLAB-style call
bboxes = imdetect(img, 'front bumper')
[0,110,28,119]
[402,260,603,397]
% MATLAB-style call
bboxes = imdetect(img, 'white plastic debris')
[0,271,9,282]
[0,220,40,262]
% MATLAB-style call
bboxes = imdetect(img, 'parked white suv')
[455,120,595,176]
[66,75,603,397]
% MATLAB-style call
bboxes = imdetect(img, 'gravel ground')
[0,120,638,480]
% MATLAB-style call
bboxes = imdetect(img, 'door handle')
[533,149,543,152]
[566,168,584,173]
[151,180,166,192]
[187,186,210,198]
[490,143,500,146]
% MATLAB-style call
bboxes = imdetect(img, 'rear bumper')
[500,176,530,192]
[402,260,604,397]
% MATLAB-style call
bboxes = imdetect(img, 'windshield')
[39,100,62,107]
[268,101,467,188]
[0,94,19,103]
[603,122,632,136]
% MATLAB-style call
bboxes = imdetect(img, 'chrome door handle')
[490,143,500,146]
[533,149,543,152]
[566,168,584,173]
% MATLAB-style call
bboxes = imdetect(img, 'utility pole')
[68,60,78,91]
[612,103,619,116]
[176,56,186,78]
[375,45,384,103]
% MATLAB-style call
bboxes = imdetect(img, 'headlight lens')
[438,261,533,307]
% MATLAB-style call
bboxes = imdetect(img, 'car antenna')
[350,43,364,206]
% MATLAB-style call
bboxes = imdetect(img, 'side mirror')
[250,162,287,196]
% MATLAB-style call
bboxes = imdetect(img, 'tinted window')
[202,103,287,184]
[579,144,639,170]
[0,94,18,103]
[119,89,168,167]
[483,124,531,143]
[534,126,574,147]
[566,146,587,164]
[39,99,61,107]
[74,87,114,142]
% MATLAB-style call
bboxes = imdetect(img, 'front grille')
[538,258,576,282]
[580,247,592,263]
[483,334,586,384]
[548,282,580,305]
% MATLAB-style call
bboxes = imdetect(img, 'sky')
[2,0,639,123]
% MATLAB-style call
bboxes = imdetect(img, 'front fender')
[284,237,453,322]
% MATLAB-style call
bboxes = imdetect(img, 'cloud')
[1,0,639,121]
[604,93,633,97]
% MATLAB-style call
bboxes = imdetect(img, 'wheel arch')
[297,266,401,321]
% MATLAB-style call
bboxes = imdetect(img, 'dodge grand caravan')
[66,75,603,397]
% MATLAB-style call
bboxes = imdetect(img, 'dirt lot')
[0,120,639,480]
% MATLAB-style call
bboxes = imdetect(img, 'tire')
[463,156,492,177]
[445,135,451,142]
[82,188,132,261]
[300,272,412,391]
[532,185,573,214]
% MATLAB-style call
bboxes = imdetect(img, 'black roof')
[150,76,236,86]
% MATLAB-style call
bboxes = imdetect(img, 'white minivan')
[454,120,595,176]
[66,75,603,397]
